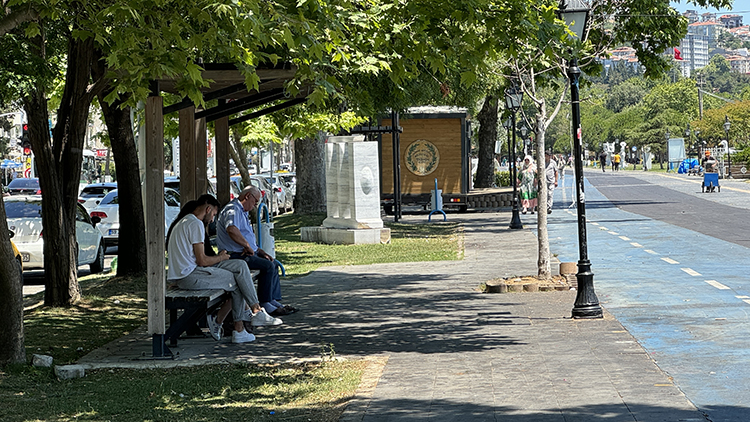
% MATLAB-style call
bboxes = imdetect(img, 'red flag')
[674,47,683,60]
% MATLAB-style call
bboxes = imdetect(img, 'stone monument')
[300,135,391,244]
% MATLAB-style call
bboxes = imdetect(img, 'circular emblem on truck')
[405,140,439,176]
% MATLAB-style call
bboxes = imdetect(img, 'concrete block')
[301,226,391,245]
[32,354,53,367]
[559,262,577,275]
[55,364,85,380]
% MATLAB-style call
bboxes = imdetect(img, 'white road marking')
[743,299,750,306]
[681,268,701,276]
[705,280,730,290]
[736,296,750,299]
[644,250,659,255]
[608,231,619,235]
[619,236,631,241]
[630,242,643,247]
[661,257,679,264]
[591,222,599,226]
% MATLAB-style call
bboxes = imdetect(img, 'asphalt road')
[22,247,117,296]
[546,168,750,422]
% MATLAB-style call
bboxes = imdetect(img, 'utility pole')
[697,74,705,120]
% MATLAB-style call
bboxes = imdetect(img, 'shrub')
[495,171,511,187]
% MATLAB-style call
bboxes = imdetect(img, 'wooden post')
[179,106,196,206]
[145,86,167,355]
[196,115,208,195]
[215,99,230,206]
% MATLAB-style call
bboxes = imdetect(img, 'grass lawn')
[2,212,462,421]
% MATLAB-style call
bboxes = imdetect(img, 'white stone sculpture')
[301,135,390,244]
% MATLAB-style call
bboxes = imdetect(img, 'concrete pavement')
[78,207,707,421]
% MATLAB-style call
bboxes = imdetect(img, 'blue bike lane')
[545,172,750,422]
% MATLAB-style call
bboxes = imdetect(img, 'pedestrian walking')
[517,155,538,214]
[599,151,607,172]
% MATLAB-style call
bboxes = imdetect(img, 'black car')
[6,178,40,195]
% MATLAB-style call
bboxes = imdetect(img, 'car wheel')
[16,257,23,284]
[90,242,105,273]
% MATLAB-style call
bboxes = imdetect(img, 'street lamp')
[520,125,529,156]
[502,117,512,164]
[724,115,731,178]
[685,124,691,159]
[558,0,601,319]
[505,82,524,230]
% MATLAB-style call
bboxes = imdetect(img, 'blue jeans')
[229,252,281,303]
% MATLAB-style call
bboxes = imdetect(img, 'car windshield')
[4,200,42,218]
[8,179,39,188]
[81,186,116,197]
[99,190,119,205]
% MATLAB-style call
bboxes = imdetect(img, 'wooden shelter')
[145,63,308,356]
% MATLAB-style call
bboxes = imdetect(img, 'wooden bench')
[164,270,260,346]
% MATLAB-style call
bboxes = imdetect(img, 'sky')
[671,1,750,21]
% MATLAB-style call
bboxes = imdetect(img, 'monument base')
[300,226,391,245]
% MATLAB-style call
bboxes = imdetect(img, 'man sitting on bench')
[166,194,282,344]
[217,186,297,317]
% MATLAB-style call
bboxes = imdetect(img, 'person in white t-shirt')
[166,194,281,344]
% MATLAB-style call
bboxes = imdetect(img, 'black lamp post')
[502,117,512,164]
[505,83,524,230]
[521,126,529,156]
[558,0,602,319]
[724,115,731,178]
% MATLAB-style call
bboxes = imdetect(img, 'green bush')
[733,142,750,164]
[495,171,511,187]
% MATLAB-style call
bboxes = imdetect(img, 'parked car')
[230,175,245,192]
[9,230,23,282]
[78,182,118,212]
[248,175,278,215]
[276,172,296,203]
[6,178,40,195]
[262,173,293,213]
[164,176,217,198]
[90,188,181,247]
[4,196,105,273]
[208,177,241,201]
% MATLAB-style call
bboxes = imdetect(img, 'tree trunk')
[229,127,252,188]
[93,53,146,277]
[475,95,498,188]
[31,34,97,306]
[0,197,25,365]
[99,100,147,277]
[294,132,326,214]
[535,106,551,280]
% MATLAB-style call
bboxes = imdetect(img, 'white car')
[262,174,293,213]
[90,188,181,247]
[4,196,105,273]
[78,182,118,212]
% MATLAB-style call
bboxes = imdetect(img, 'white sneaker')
[250,308,283,326]
[206,314,222,341]
[231,329,256,343]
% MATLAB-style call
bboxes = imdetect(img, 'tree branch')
[0,5,38,37]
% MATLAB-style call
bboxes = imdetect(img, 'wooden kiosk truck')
[379,106,514,214]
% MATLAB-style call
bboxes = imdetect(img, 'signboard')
[667,138,686,163]
[96,149,107,157]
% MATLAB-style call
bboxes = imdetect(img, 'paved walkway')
[78,209,707,421]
